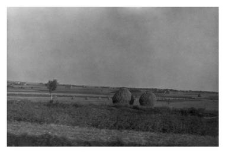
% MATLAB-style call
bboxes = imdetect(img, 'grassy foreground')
[7,121,218,146]
[7,100,218,137]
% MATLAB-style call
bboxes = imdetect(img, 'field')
[7,81,219,146]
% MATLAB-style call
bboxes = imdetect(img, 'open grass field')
[8,121,218,146]
[7,81,219,146]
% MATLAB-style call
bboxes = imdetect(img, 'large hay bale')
[112,88,132,105]
[139,91,156,107]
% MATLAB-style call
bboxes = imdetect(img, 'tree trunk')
[49,92,53,104]
[50,93,52,100]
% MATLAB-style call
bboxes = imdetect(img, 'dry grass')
[8,121,218,146]
[7,100,218,136]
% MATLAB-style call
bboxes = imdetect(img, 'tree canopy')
[46,79,58,93]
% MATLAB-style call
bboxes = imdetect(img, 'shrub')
[132,105,140,110]
[49,100,54,104]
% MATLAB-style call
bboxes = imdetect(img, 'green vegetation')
[7,133,73,146]
[7,133,144,146]
[7,100,218,137]
[7,132,218,146]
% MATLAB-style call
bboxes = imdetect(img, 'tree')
[46,79,58,103]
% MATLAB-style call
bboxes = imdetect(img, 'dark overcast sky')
[7,7,218,91]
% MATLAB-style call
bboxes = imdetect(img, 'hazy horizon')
[7,7,218,92]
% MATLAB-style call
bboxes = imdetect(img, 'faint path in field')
[7,121,218,146]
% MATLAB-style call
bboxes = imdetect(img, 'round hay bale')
[112,88,132,105]
[139,92,156,107]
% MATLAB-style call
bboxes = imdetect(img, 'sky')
[7,7,218,91]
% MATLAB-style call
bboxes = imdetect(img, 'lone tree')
[46,79,58,103]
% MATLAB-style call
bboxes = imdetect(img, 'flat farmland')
[7,82,219,146]
[8,83,218,110]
